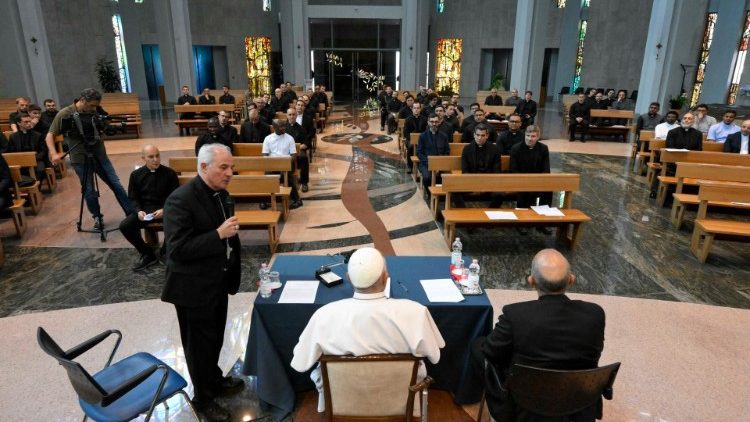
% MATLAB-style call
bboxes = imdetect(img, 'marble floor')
[1,103,749,421]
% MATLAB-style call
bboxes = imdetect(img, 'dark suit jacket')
[462,142,501,173]
[482,295,605,421]
[462,120,497,143]
[666,127,702,151]
[403,114,428,145]
[724,132,746,153]
[162,176,241,307]
[416,130,450,172]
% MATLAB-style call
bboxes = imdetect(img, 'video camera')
[60,111,127,145]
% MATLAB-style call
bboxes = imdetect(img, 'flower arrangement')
[325,52,343,68]
[357,69,385,116]
[668,93,688,110]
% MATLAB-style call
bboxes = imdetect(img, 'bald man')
[119,145,180,270]
[291,247,445,413]
[723,119,750,154]
[478,249,605,421]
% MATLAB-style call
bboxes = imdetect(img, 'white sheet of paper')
[278,280,319,303]
[384,277,391,298]
[543,207,565,217]
[420,279,464,302]
[664,148,689,152]
[485,211,518,220]
[531,205,550,214]
[730,201,750,206]
[143,213,155,221]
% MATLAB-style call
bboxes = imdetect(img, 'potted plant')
[96,57,121,93]
[488,73,505,91]
[668,93,687,111]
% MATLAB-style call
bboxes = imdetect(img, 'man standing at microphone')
[162,143,243,422]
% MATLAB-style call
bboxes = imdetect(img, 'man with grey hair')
[478,249,605,421]
[46,88,134,231]
[291,247,445,412]
[162,143,243,421]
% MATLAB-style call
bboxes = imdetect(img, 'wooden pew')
[690,181,750,263]
[0,98,18,132]
[441,173,590,249]
[654,150,750,206]
[476,90,512,105]
[2,150,55,193]
[174,104,235,135]
[101,93,142,138]
[645,140,666,184]
[3,166,28,236]
[427,156,510,217]
[633,130,654,174]
[450,143,468,156]
[670,163,750,229]
[588,109,634,141]
[483,105,516,118]
[3,152,43,214]
[52,134,67,178]
[227,175,282,253]
[560,95,578,127]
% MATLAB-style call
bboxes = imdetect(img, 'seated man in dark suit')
[478,249,605,422]
[724,119,750,154]
[239,109,271,143]
[218,85,235,105]
[454,123,502,208]
[217,111,238,146]
[514,91,538,126]
[403,102,428,174]
[497,114,524,154]
[417,113,450,190]
[649,112,703,198]
[462,109,497,144]
[484,88,503,106]
[176,85,197,132]
[569,93,591,143]
[510,125,552,235]
[4,113,48,180]
[194,117,229,155]
[198,88,217,118]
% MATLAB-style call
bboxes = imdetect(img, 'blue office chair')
[37,327,197,422]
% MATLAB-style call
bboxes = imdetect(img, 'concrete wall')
[578,0,652,94]
[0,1,32,99]
[188,0,280,92]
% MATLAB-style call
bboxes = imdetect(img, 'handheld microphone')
[223,194,235,218]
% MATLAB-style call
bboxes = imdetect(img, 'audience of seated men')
[398,96,415,120]
[636,102,663,135]
[217,111,238,146]
[422,94,440,118]
[194,117,230,155]
[584,88,598,107]
[454,123,503,208]
[417,113,450,191]
[484,88,503,106]
[649,112,702,198]
[707,109,739,143]
[239,109,271,143]
[444,104,461,134]
[514,91,538,126]
[569,93,591,143]
[434,105,454,138]
[4,113,48,180]
[256,96,274,125]
[589,92,609,126]
[605,89,616,106]
[691,104,716,133]
[497,114,525,154]
[118,145,179,271]
[378,85,396,132]
[176,85,197,126]
[460,103,481,132]
[610,89,632,111]
[312,85,329,111]
[270,87,290,113]
[462,109,497,144]
[291,247,445,413]
[295,100,316,153]
[476,249,605,422]
[25,104,49,140]
[654,111,679,139]
[262,119,303,209]
[403,102,428,173]
[9,96,30,132]
[723,119,750,154]
[510,125,552,234]
[40,99,58,127]
[218,85,235,105]
[283,82,298,104]
[450,93,464,116]
[386,90,403,134]
[287,106,312,192]
[416,86,429,105]
[504,89,521,107]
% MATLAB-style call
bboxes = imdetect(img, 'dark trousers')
[71,158,134,219]
[517,192,552,208]
[569,121,589,141]
[380,109,388,128]
[175,295,228,402]
[119,213,159,257]
[297,153,309,184]
[453,192,504,208]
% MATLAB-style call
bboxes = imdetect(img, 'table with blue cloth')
[241,255,494,420]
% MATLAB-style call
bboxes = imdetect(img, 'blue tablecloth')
[241,255,494,419]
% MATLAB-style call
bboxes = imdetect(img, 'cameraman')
[45,88,134,230]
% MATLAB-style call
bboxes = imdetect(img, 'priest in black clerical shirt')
[455,123,502,208]
[218,85,235,104]
[194,118,231,155]
[240,109,271,143]
[510,125,551,209]
[497,114,525,154]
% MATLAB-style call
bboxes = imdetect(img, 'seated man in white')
[291,247,445,412]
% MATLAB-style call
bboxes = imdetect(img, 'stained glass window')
[691,13,717,107]
[436,0,445,13]
[435,38,462,95]
[111,14,131,93]
[728,11,750,104]
[263,0,271,12]
[557,0,566,8]
[245,36,272,97]
[571,20,587,93]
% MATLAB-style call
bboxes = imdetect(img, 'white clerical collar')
[353,291,386,300]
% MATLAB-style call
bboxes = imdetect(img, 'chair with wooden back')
[3,152,43,214]
[449,143,468,156]
[427,156,462,217]
[319,354,432,422]
[3,166,28,237]
[451,132,462,143]
[226,175,282,252]
[233,143,264,157]
[409,133,421,185]
[634,130,654,174]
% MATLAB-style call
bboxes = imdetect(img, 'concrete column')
[154,0,194,100]
[14,0,59,103]
[552,0,584,97]
[700,0,747,104]
[279,0,308,86]
[509,0,551,98]
[401,0,429,91]
[634,0,708,114]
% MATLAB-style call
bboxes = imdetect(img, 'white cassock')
[290,291,446,412]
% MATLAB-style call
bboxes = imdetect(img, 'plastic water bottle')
[259,263,272,298]
[468,259,480,292]
[451,237,463,266]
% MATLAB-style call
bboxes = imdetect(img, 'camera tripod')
[74,150,118,242]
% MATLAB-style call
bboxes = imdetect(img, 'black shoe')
[580,138,586,143]
[192,399,230,422]
[216,376,245,396]
[290,199,303,209]
[649,191,657,199]
[133,253,158,271]
[536,226,553,235]
[259,202,268,210]
[380,126,385,131]
[517,227,528,235]
[406,168,413,174]
[93,216,104,231]
[569,138,575,142]
[301,183,309,193]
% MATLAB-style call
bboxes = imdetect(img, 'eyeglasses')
[509,120,521,124]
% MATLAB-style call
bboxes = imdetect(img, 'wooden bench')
[227,175,282,253]
[633,130,654,174]
[427,156,510,217]
[670,163,750,229]
[2,151,55,193]
[3,152,43,214]
[3,166,28,237]
[0,98,20,132]
[174,104,235,135]
[440,173,590,249]
[690,181,750,263]
[560,95,578,127]
[588,109,634,141]
[654,150,750,206]
[101,93,142,138]
[483,105,516,118]
[476,90,512,105]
